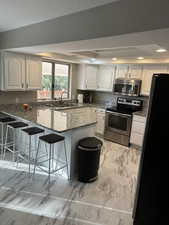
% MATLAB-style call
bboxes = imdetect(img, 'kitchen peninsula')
[1,105,97,179]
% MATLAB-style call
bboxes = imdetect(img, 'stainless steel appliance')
[104,97,142,146]
[113,78,142,96]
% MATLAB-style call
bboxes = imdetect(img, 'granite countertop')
[1,104,97,133]
[133,110,147,117]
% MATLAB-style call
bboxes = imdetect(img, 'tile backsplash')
[0,91,37,104]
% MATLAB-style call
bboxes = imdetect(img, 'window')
[37,61,70,99]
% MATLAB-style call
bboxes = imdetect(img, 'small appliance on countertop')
[77,94,84,104]
[83,92,93,104]
[104,97,143,146]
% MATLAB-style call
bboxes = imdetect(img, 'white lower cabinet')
[130,115,146,147]
[95,108,106,135]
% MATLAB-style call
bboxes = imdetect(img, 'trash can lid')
[79,137,103,149]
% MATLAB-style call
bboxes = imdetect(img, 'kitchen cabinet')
[26,56,42,90]
[128,64,143,79]
[130,115,146,147]
[97,65,115,92]
[85,65,97,89]
[77,64,97,90]
[0,52,26,90]
[95,108,106,136]
[115,64,129,79]
[141,64,168,95]
[0,52,42,91]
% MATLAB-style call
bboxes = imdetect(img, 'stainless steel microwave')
[113,78,142,96]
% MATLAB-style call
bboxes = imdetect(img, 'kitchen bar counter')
[0,104,98,179]
[1,105,97,133]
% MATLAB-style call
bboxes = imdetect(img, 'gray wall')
[0,91,37,104]
[1,0,169,49]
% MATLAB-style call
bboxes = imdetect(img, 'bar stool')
[33,133,69,180]
[3,121,28,162]
[22,127,45,174]
[0,117,16,158]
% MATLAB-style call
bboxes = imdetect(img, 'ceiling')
[9,28,169,64]
[0,0,118,32]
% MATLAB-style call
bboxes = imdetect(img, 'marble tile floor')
[0,140,141,225]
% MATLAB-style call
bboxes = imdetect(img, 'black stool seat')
[0,117,16,123]
[39,133,64,144]
[22,127,44,135]
[9,122,28,129]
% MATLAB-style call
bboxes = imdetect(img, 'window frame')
[39,60,71,100]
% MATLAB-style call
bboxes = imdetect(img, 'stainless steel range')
[104,97,143,146]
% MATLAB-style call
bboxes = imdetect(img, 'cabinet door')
[4,52,25,90]
[115,64,129,79]
[26,56,42,90]
[141,65,168,95]
[96,109,105,135]
[128,64,143,79]
[97,65,115,91]
[85,65,97,90]
[77,64,86,90]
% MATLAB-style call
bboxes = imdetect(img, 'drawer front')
[133,115,146,123]
[131,121,146,134]
[130,133,144,146]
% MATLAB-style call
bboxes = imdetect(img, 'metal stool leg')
[1,124,4,158]
[33,140,41,177]
[48,144,52,182]
[63,140,69,180]
[3,125,9,160]
[28,136,31,175]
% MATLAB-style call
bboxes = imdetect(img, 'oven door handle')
[106,110,132,118]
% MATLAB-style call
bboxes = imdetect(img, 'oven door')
[105,111,132,136]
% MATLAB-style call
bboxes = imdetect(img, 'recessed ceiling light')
[112,58,117,61]
[137,57,144,60]
[90,58,96,62]
[156,48,167,53]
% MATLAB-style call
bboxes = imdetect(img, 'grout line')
[0,186,132,215]
[0,202,103,225]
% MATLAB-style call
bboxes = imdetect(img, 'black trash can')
[77,137,103,183]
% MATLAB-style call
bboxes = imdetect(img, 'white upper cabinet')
[128,64,143,79]
[85,65,97,90]
[141,64,168,95]
[2,52,26,90]
[115,64,129,79]
[97,65,115,92]
[26,56,42,90]
[0,52,42,91]
[77,64,97,90]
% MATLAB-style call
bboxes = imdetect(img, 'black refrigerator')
[133,74,169,225]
